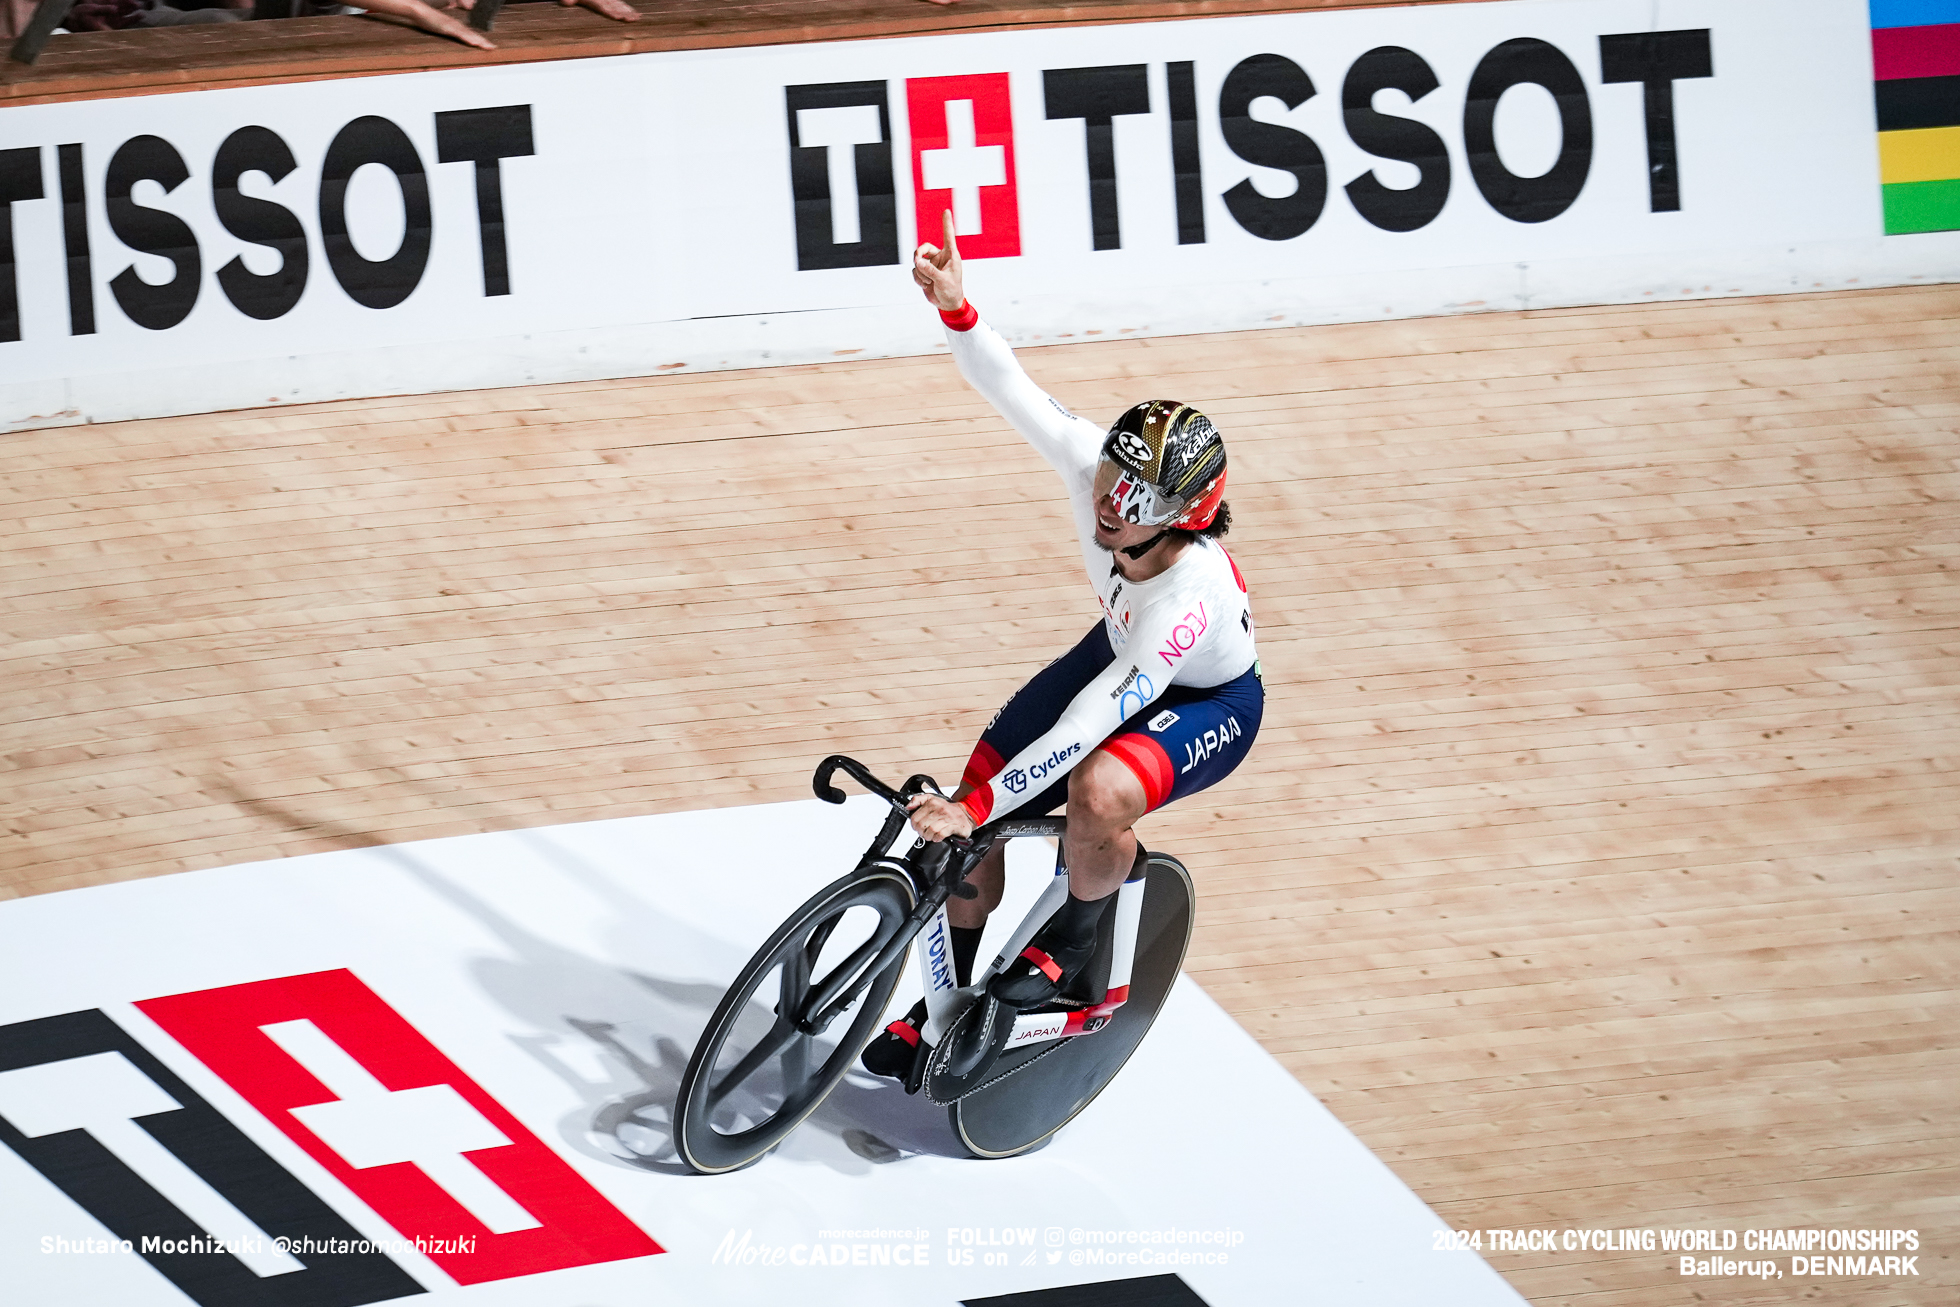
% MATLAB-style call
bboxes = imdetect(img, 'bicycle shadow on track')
[385,830,972,1177]
[211,781,969,1174]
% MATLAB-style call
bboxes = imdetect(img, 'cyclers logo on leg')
[1002,742,1082,794]
[0,969,662,1306]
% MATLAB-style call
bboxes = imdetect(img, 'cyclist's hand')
[906,793,974,843]
[912,209,965,312]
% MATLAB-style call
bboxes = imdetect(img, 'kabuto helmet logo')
[1099,401,1227,528]
[1111,427,1152,466]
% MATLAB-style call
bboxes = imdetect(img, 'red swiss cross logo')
[137,969,660,1285]
[906,73,1021,258]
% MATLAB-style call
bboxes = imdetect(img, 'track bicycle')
[673,755,1195,1173]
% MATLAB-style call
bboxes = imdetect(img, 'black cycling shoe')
[860,999,928,1077]
[987,922,1099,1010]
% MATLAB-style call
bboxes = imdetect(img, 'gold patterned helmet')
[1094,400,1228,529]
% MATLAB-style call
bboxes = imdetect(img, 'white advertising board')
[0,797,1531,1305]
[0,0,1952,430]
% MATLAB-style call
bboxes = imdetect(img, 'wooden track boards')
[3,284,1957,1303]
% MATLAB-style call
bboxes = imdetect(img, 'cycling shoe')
[860,999,928,1077]
[987,926,1097,1010]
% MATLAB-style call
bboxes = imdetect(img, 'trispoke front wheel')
[675,870,915,1173]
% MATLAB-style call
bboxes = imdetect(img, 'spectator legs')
[9,0,77,63]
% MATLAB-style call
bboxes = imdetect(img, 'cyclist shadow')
[563,997,964,1174]
[799,1065,977,1166]
[387,831,969,1177]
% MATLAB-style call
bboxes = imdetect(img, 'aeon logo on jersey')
[1157,603,1210,668]
[786,74,1022,270]
[0,969,660,1306]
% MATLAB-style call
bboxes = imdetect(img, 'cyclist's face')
[1095,458,1178,520]
[1093,459,1180,550]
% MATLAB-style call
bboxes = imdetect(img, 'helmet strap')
[1121,530,1171,560]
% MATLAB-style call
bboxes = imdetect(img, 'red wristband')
[939,300,979,332]
[959,787,993,826]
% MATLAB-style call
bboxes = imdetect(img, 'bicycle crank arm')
[903,1031,931,1095]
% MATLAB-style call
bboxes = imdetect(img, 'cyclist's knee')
[976,842,1006,882]
[949,843,1006,927]
[1068,752,1147,832]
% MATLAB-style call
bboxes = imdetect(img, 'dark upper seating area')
[1,1,1389,102]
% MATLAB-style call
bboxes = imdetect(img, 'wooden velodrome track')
[4,3,1959,1305]
[6,283,1956,1305]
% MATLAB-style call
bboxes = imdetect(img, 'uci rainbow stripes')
[1871,0,1960,232]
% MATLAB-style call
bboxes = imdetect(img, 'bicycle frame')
[810,755,1145,1068]
[916,834,1147,1057]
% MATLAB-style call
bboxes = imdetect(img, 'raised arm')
[913,211,1102,482]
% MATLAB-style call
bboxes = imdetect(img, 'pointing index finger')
[940,208,960,265]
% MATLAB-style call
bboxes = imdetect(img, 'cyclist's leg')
[862,782,1011,1076]
[946,785,1006,931]
[1097,662,1266,827]
[985,752,1145,1007]
[1062,683,1263,902]
[992,663,1265,1004]
[948,620,1112,930]
[868,627,1119,1077]
[1060,753,1146,903]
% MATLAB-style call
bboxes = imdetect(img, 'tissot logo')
[0,106,533,345]
[0,969,660,1305]
[785,28,1712,269]
[907,73,1020,258]
[785,80,900,271]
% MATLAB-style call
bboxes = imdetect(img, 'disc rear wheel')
[949,853,1195,1158]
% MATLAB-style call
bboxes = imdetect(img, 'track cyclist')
[863,213,1264,1077]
